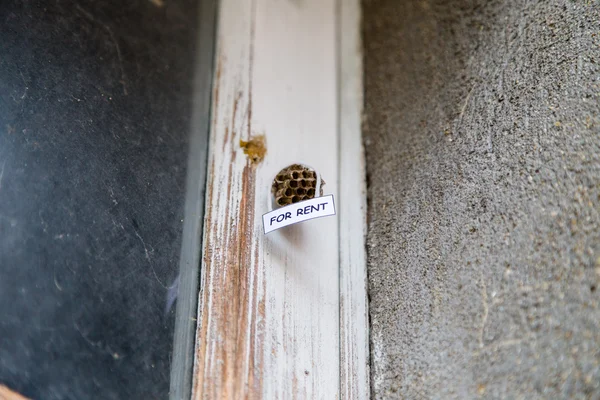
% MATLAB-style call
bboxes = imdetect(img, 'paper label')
[262,194,336,234]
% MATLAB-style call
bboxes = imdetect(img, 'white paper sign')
[263,194,336,234]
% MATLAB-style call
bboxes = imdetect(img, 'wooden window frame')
[189,0,368,397]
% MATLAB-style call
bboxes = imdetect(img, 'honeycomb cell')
[271,164,324,209]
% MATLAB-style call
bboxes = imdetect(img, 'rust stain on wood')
[230,91,243,161]
[193,80,265,400]
[223,127,229,152]
[213,52,223,106]
[193,2,273,397]
[193,161,264,397]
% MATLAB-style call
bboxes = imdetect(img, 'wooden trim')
[338,0,370,398]
[192,0,367,397]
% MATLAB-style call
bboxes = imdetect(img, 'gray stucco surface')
[362,0,600,398]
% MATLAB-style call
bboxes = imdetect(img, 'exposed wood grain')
[338,0,370,399]
[192,0,366,398]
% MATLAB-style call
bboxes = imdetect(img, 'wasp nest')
[272,164,324,208]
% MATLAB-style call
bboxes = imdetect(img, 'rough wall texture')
[363,0,599,398]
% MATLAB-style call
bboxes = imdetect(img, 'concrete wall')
[363,0,599,398]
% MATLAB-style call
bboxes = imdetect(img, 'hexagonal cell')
[271,164,324,209]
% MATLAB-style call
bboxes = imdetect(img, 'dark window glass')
[0,1,209,398]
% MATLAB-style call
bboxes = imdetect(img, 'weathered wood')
[339,0,370,398]
[192,0,349,398]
